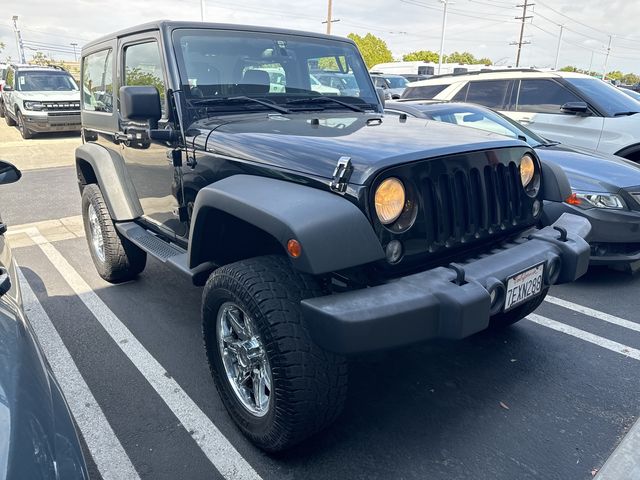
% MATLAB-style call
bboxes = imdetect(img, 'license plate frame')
[504,262,545,312]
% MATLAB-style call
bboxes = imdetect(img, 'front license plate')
[504,263,544,312]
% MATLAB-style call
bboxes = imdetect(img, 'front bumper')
[22,111,81,133]
[543,200,640,265]
[302,214,591,354]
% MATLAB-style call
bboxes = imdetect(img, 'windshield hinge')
[330,156,353,194]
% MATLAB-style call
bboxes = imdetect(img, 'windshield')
[16,71,78,92]
[384,76,409,89]
[565,77,640,116]
[425,104,548,147]
[172,28,378,118]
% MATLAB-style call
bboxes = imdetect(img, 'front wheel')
[81,184,146,282]
[489,288,549,329]
[4,108,16,126]
[0,101,5,118]
[202,255,348,452]
[17,111,34,139]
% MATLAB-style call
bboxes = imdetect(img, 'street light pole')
[70,43,78,62]
[602,35,612,80]
[437,0,450,75]
[12,15,26,64]
[201,0,206,21]
[553,24,564,70]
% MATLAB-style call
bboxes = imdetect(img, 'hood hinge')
[330,156,353,194]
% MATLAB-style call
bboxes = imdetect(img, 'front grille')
[423,163,525,246]
[40,101,80,111]
[372,146,537,267]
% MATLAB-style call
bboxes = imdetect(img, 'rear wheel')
[17,111,34,139]
[489,288,549,329]
[81,184,146,282]
[0,100,5,118]
[202,255,348,452]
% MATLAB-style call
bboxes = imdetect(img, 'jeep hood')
[192,113,523,185]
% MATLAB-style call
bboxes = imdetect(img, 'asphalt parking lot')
[1,121,639,480]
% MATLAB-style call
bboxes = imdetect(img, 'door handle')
[0,269,11,297]
[520,117,533,124]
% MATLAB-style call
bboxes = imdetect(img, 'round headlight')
[520,154,535,187]
[375,177,406,225]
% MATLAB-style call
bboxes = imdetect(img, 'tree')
[476,57,493,66]
[402,50,439,63]
[347,33,393,69]
[622,73,640,85]
[31,51,54,66]
[607,70,624,81]
[560,65,578,72]
[0,42,5,54]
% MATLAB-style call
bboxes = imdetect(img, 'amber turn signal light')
[566,193,582,206]
[287,239,302,258]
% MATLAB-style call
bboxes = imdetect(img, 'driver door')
[118,35,185,240]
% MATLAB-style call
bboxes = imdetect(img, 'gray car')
[0,160,89,479]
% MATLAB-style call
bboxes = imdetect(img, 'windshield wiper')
[285,96,365,113]
[614,111,640,116]
[192,96,291,114]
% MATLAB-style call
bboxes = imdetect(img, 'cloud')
[1,0,639,74]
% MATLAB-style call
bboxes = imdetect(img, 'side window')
[5,68,14,88]
[402,84,449,100]
[463,80,511,109]
[83,49,113,112]
[123,41,166,115]
[517,79,582,114]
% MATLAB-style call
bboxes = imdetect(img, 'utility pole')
[588,50,595,75]
[553,24,564,70]
[437,0,451,75]
[513,0,533,67]
[70,42,78,61]
[602,35,612,80]
[200,0,206,21]
[322,0,340,34]
[12,15,26,64]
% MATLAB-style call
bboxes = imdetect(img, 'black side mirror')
[3,85,12,92]
[560,102,590,116]
[376,87,386,108]
[119,86,162,128]
[0,161,21,185]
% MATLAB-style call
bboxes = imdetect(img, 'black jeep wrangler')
[76,21,591,452]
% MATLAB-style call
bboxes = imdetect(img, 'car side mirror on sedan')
[0,161,21,185]
[560,102,591,116]
[2,85,12,92]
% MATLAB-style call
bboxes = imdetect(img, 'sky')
[1,0,639,74]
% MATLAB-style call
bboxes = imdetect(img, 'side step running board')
[115,222,215,284]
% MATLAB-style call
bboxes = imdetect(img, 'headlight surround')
[567,192,626,210]
[519,153,540,197]
[24,101,43,111]
[375,177,406,225]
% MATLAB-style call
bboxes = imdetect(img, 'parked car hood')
[536,143,640,192]
[16,91,80,102]
[192,112,523,185]
[0,266,87,480]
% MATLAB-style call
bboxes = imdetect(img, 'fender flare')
[540,159,571,203]
[188,175,385,275]
[75,143,143,221]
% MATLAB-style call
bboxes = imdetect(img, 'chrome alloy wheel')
[87,203,106,263]
[217,302,272,417]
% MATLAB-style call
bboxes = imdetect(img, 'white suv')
[402,70,640,162]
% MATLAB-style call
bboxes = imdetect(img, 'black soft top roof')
[82,20,354,52]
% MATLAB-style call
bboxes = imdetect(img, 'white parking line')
[546,296,640,333]
[24,227,263,480]
[527,314,640,361]
[17,268,141,480]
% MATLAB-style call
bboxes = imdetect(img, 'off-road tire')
[17,111,34,139]
[489,288,549,329]
[4,108,16,126]
[0,101,5,118]
[81,184,146,282]
[202,255,348,452]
